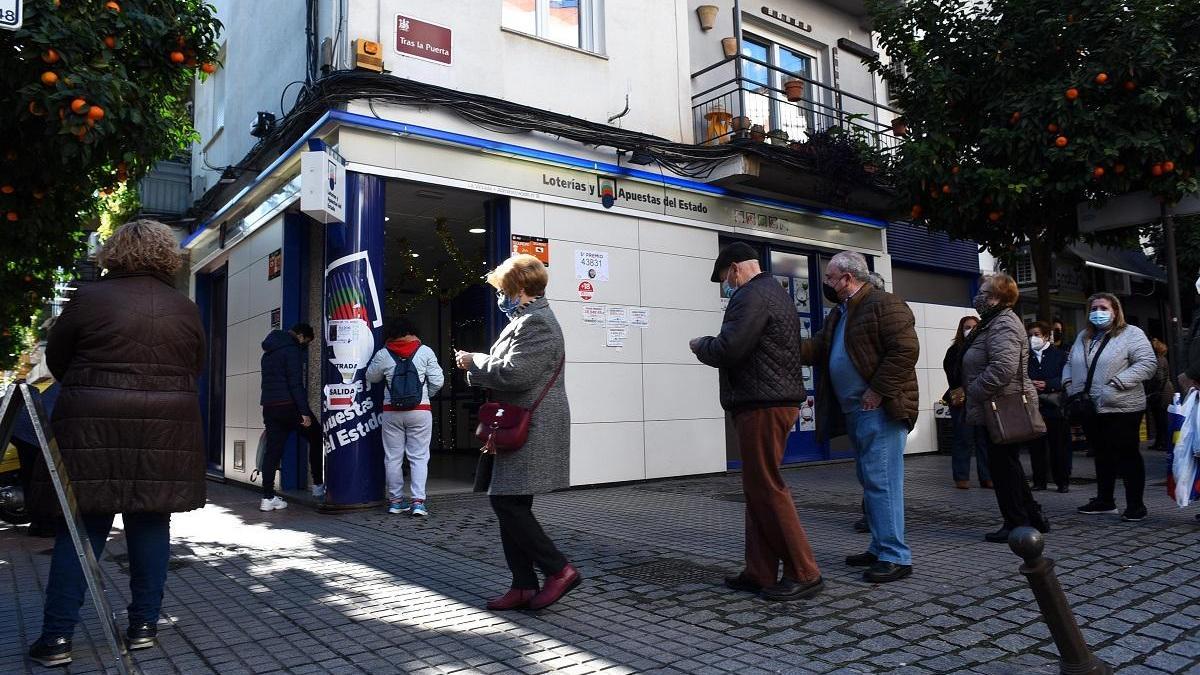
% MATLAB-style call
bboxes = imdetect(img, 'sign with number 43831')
[0,0,22,31]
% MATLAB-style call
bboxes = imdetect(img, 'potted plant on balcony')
[696,5,719,31]
[890,116,909,137]
[749,124,766,142]
[783,78,806,102]
[721,37,739,59]
[768,129,789,146]
[731,115,752,140]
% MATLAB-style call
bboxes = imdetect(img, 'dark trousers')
[1027,416,1071,488]
[1149,398,1170,451]
[976,426,1043,529]
[42,513,170,637]
[262,404,324,498]
[950,405,990,482]
[490,495,567,590]
[1081,411,1146,509]
[736,407,822,586]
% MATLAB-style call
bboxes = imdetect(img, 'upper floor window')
[502,0,605,54]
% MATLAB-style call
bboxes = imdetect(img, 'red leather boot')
[528,564,581,610]
[486,588,537,610]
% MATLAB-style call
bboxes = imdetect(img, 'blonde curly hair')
[97,219,182,275]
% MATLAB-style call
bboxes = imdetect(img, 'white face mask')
[1029,336,1045,351]
[1195,276,1200,295]
[962,326,974,338]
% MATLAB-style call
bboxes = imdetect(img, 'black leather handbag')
[1064,333,1111,422]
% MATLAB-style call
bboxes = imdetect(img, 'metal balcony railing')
[691,53,902,151]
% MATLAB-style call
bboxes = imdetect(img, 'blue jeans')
[847,408,912,565]
[950,406,991,483]
[42,513,171,638]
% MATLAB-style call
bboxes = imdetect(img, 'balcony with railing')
[690,52,902,213]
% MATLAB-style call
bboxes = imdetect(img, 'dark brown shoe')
[723,572,763,593]
[760,576,824,601]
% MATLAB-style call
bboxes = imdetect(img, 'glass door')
[740,33,819,143]
[769,249,823,463]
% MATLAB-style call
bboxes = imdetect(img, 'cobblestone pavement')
[2,451,1199,674]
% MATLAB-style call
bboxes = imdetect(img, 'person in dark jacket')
[8,380,59,537]
[1146,338,1174,452]
[691,242,824,602]
[943,315,990,489]
[800,251,919,583]
[1027,321,1071,492]
[27,220,207,666]
[259,323,322,510]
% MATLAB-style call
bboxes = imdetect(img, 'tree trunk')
[1030,236,1054,322]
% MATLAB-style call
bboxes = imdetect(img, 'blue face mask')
[497,291,522,316]
[721,281,736,299]
[1089,309,1112,328]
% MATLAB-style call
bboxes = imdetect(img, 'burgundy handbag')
[475,358,564,453]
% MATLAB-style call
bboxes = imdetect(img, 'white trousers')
[380,410,433,501]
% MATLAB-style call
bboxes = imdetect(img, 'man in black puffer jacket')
[690,242,824,602]
[259,323,323,509]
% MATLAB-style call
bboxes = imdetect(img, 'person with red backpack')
[366,316,444,516]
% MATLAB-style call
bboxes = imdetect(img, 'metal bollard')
[1008,526,1112,675]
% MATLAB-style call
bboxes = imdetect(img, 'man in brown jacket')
[803,251,919,583]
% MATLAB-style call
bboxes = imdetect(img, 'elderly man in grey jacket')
[1062,292,1157,521]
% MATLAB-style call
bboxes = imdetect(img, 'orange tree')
[0,0,220,365]
[867,0,1200,320]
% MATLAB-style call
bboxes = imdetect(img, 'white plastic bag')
[1172,390,1200,507]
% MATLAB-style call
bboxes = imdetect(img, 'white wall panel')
[639,219,718,259]
[564,363,644,424]
[545,204,639,250]
[545,244,640,307]
[639,251,722,312]
[509,199,545,238]
[569,421,645,486]
[645,418,726,479]
[556,302,643,364]
[227,270,250,325]
[642,364,723,421]
[641,308,723,365]
[224,373,248,428]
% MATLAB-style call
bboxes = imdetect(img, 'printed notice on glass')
[575,249,609,281]
[582,304,607,325]
[629,307,650,327]
[606,326,628,348]
[605,305,628,327]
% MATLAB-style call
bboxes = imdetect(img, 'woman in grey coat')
[455,253,577,611]
[960,273,1049,543]
[1062,292,1156,521]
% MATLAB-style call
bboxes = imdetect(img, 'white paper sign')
[0,0,22,30]
[582,304,607,325]
[300,149,346,223]
[575,249,609,281]
[605,305,628,327]
[629,307,650,327]
[324,382,362,411]
[799,396,816,431]
[606,326,627,347]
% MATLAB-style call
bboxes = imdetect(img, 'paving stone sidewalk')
[2,451,1199,674]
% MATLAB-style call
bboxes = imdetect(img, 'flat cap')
[710,242,759,282]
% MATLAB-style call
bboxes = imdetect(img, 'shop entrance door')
[196,265,227,476]
[382,180,506,494]
[766,249,824,463]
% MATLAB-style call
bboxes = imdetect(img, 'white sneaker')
[311,484,326,499]
[259,497,288,512]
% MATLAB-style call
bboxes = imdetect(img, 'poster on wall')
[268,249,282,280]
[798,396,816,432]
[511,234,550,267]
[270,307,281,330]
[325,251,384,384]
[582,304,606,325]
[575,249,609,281]
[629,307,650,327]
[324,382,360,411]
[606,326,627,348]
[605,305,628,327]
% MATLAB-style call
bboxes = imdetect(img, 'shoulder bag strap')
[530,357,565,413]
[1083,333,1113,393]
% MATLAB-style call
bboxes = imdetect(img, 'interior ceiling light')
[468,228,486,234]
[425,278,434,282]
[415,189,445,200]
[411,253,420,258]
[384,216,391,222]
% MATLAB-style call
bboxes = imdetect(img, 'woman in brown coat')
[960,273,1049,543]
[28,220,206,667]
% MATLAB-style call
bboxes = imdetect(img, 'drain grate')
[613,558,724,586]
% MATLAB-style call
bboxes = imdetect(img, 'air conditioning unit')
[1103,271,1132,296]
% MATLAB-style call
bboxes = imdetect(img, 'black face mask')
[822,282,841,304]
[1052,329,1062,343]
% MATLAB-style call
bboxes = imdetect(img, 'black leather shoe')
[863,562,911,583]
[984,527,1012,543]
[29,635,72,667]
[723,573,763,593]
[1031,484,1047,491]
[1056,485,1070,494]
[1030,510,1051,534]
[126,621,158,651]
[760,576,824,601]
[853,517,870,533]
[845,552,878,567]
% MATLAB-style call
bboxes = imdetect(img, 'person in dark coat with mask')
[1026,321,1071,492]
[258,323,323,510]
[27,220,207,666]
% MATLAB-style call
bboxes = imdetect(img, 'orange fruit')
[988,211,1002,222]
[1093,167,1105,178]
[1152,164,1163,177]
[176,35,187,48]
[1114,163,1126,174]
[105,1,120,12]
[0,185,13,194]
[6,212,17,222]
[104,36,116,49]
[87,105,104,120]
[32,190,45,199]
[201,62,217,74]
[1010,111,1021,124]
[941,184,951,194]
[1164,161,1176,172]
[41,49,60,64]
[1123,81,1136,91]
[40,71,58,86]
[70,97,87,114]
[1094,73,1108,85]
[1065,88,1079,100]
[169,51,185,64]
[951,165,960,175]
[27,101,45,116]
[910,205,923,219]
[1047,123,1058,133]
[1055,136,1068,147]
